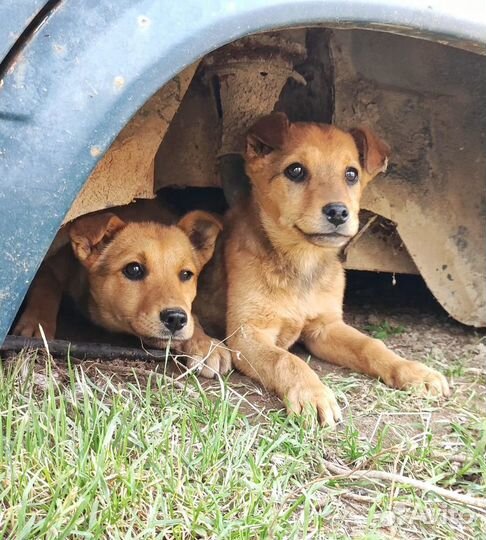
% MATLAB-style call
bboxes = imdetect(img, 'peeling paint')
[113,75,125,90]
[137,15,151,28]
[52,43,66,56]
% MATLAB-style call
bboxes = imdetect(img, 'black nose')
[160,308,188,334]
[323,203,349,227]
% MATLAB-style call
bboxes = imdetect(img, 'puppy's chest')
[264,257,333,305]
[263,256,323,294]
[271,287,324,349]
[268,268,339,349]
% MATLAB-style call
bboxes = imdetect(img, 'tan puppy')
[222,113,449,425]
[14,207,231,378]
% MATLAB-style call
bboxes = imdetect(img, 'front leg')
[179,317,232,379]
[13,262,63,339]
[228,324,342,426]
[303,318,450,396]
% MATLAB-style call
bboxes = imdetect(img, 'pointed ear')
[69,212,126,268]
[177,210,223,269]
[246,112,290,159]
[349,127,390,178]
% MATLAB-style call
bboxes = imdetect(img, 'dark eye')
[123,262,145,281]
[179,270,194,282]
[345,167,359,185]
[284,163,307,182]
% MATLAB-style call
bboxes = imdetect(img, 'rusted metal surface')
[154,31,308,199]
[154,71,221,190]
[204,32,306,156]
[344,213,419,275]
[65,63,197,222]
[275,29,334,125]
[333,30,486,326]
[209,32,307,203]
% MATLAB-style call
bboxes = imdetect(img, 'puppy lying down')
[13,199,231,378]
[196,113,450,425]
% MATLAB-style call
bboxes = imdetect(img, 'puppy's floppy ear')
[349,127,390,178]
[177,210,223,269]
[246,112,290,159]
[69,212,126,268]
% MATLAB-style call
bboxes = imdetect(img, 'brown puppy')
[222,113,449,425]
[14,208,231,378]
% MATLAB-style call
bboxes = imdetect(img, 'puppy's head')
[69,210,222,342]
[245,112,390,249]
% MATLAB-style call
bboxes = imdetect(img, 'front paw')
[392,360,450,397]
[286,376,342,427]
[13,314,55,339]
[182,338,232,379]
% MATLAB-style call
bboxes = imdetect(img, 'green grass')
[0,350,485,539]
